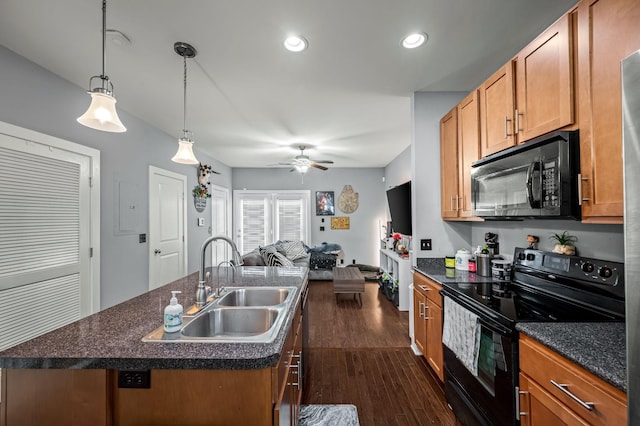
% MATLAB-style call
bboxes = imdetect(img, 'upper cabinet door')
[440,107,459,219]
[515,14,574,142]
[479,63,516,157]
[457,90,480,218]
[577,0,640,223]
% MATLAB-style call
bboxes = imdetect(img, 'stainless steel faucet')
[197,235,244,307]
[216,260,236,297]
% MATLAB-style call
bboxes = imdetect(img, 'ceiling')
[0,0,576,169]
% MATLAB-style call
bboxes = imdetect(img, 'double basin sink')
[143,286,297,344]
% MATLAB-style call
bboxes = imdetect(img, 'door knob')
[154,249,161,254]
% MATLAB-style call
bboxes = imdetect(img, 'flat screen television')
[386,181,412,236]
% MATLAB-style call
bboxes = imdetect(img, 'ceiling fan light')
[295,164,309,174]
[401,32,428,49]
[171,138,199,164]
[77,91,126,132]
[284,36,308,52]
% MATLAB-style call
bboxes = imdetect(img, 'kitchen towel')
[442,298,481,376]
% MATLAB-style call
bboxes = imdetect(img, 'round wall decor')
[338,185,359,213]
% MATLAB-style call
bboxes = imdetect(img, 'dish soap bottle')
[164,291,183,333]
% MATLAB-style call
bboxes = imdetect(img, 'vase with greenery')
[550,231,577,255]
[192,185,211,199]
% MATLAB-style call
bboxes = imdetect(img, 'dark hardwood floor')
[302,280,456,426]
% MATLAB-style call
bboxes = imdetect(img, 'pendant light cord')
[183,53,188,135]
[101,0,107,85]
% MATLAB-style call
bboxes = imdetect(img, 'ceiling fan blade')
[310,163,328,171]
[311,160,334,164]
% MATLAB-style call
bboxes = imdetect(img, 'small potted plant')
[550,231,577,255]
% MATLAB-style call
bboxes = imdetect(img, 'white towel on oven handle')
[442,298,481,376]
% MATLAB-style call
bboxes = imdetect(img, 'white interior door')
[0,121,100,351]
[148,166,187,290]
[210,184,231,266]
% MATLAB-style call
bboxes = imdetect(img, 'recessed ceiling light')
[401,32,428,49]
[284,36,308,52]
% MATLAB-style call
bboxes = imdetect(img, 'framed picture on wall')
[315,191,335,216]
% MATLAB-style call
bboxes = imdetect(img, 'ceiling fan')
[278,145,334,174]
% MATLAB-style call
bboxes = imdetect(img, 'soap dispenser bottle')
[164,291,183,333]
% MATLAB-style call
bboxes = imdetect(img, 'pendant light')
[171,42,199,165]
[77,0,126,133]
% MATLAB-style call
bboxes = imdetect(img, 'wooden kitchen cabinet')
[479,63,516,157]
[479,13,575,158]
[1,369,111,426]
[457,90,481,218]
[413,281,427,355]
[518,334,627,426]
[576,0,640,223]
[440,91,481,220]
[413,272,444,382]
[440,106,459,219]
[514,13,575,142]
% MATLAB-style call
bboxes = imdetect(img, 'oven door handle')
[442,293,513,336]
[478,317,512,336]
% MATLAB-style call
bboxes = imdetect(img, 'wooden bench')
[332,266,364,306]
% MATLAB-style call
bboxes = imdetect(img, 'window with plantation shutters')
[0,123,99,351]
[234,190,310,254]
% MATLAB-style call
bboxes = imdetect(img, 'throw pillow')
[259,246,294,267]
[276,240,308,261]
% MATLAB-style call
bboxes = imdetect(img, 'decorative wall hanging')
[192,185,210,212]
[331,217,350,230]
[192,163,216,212]
[338,184,359,214]
[315,191,335,216]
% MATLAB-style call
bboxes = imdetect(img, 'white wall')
[0,45,232,308]
[233,167,386,266]
[411,92,470,260]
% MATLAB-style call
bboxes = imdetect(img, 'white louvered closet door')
[0,132,92,351]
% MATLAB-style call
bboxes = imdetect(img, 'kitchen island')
[0,266,308,425]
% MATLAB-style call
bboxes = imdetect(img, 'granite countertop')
[414,257,496,284]
[414,257,627,392]
[0,266,308,370]
[516,322,627,392]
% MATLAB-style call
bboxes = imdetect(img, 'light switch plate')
[421,239,432,250]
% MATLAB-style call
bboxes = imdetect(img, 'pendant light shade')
[171,42,199,165]
[77,91,126,132]
[77,0,126,133]
[172,138,198,164]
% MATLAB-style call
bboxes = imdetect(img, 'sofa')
[241,240,343,280]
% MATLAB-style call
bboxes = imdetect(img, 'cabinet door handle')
[515,386,528,420]
[515,109,523,133]
[550,380,594,411]
[418,285,430,291]
[578,174,590,204]
[504,116,513,137]
[423,304,429,320]
[418,301,424,318]
[450,196,455,212]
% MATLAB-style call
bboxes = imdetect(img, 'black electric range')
[439,247,625,426]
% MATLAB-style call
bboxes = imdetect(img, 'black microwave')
[471,130,580,219]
